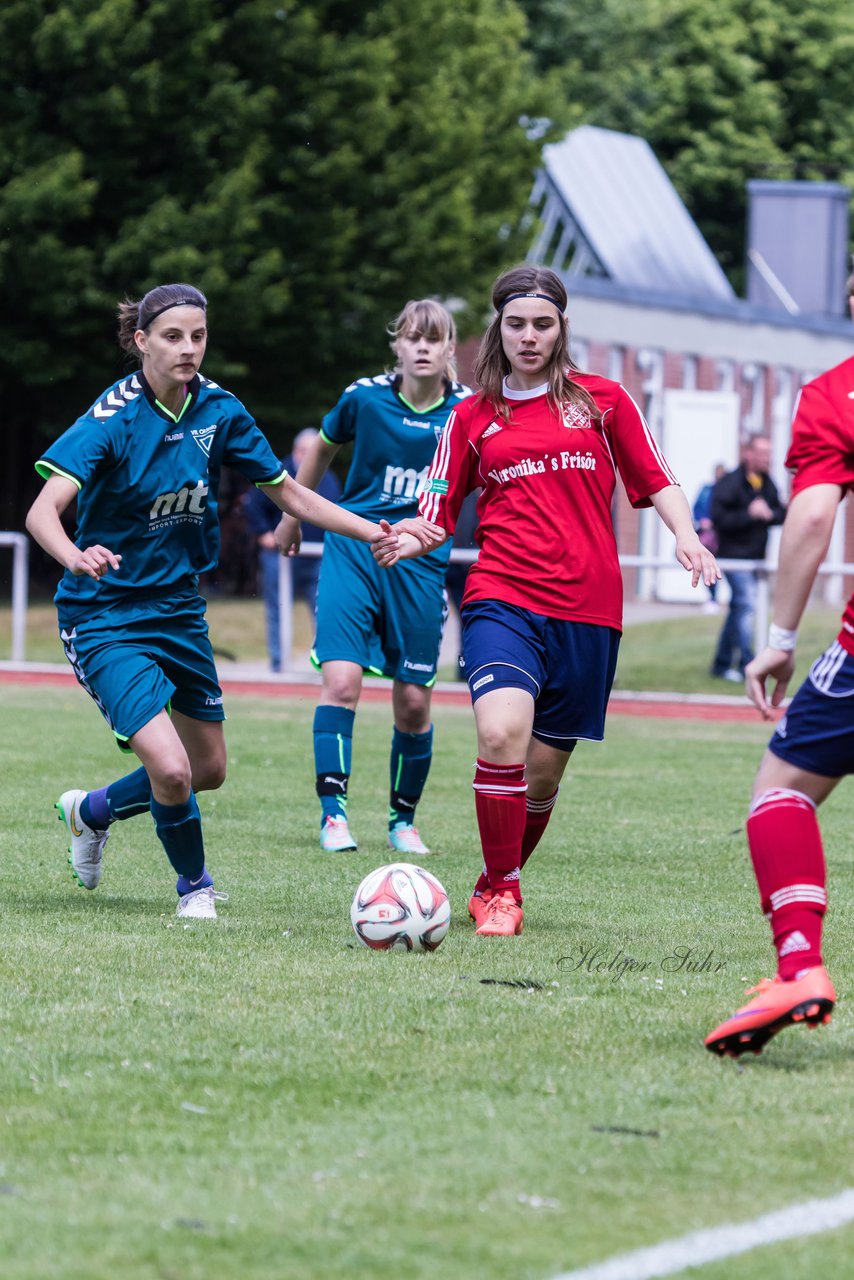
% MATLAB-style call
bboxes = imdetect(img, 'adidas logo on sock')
[779,930,811,958]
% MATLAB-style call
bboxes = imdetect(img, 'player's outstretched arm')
[650,484,721,587]
[273,434,340,557]
[26,475,122,580]
[745,484,840,718]
[262,473,386,546]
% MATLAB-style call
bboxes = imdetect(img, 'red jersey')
[419,374,678,630]
[785,354,854,655]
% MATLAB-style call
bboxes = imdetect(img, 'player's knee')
[394,692,431,734]
[194,756,227,792]
[150,755,193,800]
[321,677,360,708]
[477,721,528,761]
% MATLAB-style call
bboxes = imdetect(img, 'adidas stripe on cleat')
[704,965,835,1058]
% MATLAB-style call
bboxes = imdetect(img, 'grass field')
[2,683,854,1279]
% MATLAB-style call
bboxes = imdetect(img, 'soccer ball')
[350,862,450,952]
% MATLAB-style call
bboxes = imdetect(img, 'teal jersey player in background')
[26,283,401,919]
[276,298,471,855]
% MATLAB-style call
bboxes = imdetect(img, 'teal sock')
[389,725,433,829]
[150,794,205,881]
[314,705,355,823]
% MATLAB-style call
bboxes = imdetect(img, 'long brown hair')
[473,265,598,422]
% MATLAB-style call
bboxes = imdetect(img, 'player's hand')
[68,545,122,580]
[392,517,446,550]
[371,518,400,568]
[744,646,796,720]
[275,513,301,557]
[675,534,721,588]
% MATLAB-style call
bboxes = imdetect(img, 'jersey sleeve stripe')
[35,460,83,489]
[421,409,457,523]
[621,387,679,485]
[255,468,289,488]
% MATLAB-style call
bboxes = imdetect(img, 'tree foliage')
[0,0,550,528]
[518,0,854,281]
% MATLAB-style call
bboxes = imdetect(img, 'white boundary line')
[550,1189,854,1280]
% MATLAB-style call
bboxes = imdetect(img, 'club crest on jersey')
[190,425,218,457]
[561,402,592,429]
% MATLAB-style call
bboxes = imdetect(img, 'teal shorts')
[312,533,448,685]
[58,589,225,750]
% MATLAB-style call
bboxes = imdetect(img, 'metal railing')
[0,533,29,662]
[3,534,850,671]
[277,543,854,673]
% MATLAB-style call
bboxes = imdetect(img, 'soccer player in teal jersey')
[276,299,472,854]
[26,283,402,918]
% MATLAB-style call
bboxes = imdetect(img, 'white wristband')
[768,624,798,651]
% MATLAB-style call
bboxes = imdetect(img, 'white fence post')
[1,533,29,662]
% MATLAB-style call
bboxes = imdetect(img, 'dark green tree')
[0,0,551,531]
[518,0,854,282]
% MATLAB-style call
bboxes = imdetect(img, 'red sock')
[472,759,527,902]
[747,789,827,981]
[520,788,559,868]
[472,785,560,895]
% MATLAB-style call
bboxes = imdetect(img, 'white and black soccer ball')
[350,862,450,952]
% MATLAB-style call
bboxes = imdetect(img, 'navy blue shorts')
[769,640,854,778]
[58,590,225,750]
[461,600,620,750]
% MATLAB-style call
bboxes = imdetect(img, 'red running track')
[0,668,772,723]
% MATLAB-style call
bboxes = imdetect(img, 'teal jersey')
[322,374,472,527]
[36,372,285,620]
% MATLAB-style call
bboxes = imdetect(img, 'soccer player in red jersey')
[375,265,719,936]
[704,332,854,1055]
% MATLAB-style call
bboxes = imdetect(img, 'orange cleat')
[475,891,523,937]
[705,965,836,1058]
[467,889,493,927]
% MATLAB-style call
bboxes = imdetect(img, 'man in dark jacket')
[710,434,786,681]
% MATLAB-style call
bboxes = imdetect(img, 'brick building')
[460,127,854,605]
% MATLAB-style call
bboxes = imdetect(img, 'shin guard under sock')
[389,725,433,828]
[314,705,355,822]
[150,793,206,883]
[472,759,527,902]
[747,788,827,980]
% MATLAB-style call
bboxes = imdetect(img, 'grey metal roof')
[539,125,736,302]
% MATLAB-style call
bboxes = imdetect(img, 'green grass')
[2,686,854,1278]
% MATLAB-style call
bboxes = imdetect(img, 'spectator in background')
[692,463,725,613]
[243,428,341,673]
[710,435,786,682]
